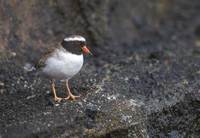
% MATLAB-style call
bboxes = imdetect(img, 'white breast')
[42,48,83,80]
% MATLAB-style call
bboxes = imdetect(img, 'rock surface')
[0,0,200,137]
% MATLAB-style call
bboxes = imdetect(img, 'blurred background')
[0,0,200,137]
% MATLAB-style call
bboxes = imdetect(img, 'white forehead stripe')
[64,36,86,42]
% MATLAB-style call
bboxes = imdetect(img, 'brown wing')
[35,47,57,69]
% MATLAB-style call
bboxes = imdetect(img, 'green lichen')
[84,102,146,138]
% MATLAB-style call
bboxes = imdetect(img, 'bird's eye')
[80,42,86,47]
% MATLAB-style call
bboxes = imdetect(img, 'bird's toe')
[64,95,80,101]
[54,97,62,102]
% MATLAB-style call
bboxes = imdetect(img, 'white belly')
[42,49,83,80]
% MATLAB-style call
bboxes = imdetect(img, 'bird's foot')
[54,96,62,102]
[64,94,80,101]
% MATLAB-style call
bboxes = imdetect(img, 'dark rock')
[0,0,200,138]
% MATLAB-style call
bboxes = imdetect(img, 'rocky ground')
[1,0,200,138]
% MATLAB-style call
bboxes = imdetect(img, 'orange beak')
[81,46,92,55]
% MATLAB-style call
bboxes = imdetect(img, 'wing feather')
[35,47,57,69]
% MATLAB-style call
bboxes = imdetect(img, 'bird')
[36,35,92,102]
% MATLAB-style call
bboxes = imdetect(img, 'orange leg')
[64,80,80,100]
[51,80,62,102]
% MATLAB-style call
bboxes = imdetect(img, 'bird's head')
[61,35,92,55]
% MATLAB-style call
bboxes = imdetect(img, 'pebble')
[0,89,4,94]
[107,94,117,100]
[23,63,36,72]
[124,77,129,81]
[0,82,4,87]
[77,101,83,107]
[26,95,36,100]
[10,52,16,57]
[46,90,50,94]
[121,115,132,123]
[55,104,60,107]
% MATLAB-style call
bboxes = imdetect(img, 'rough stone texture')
[0,0,200,137]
